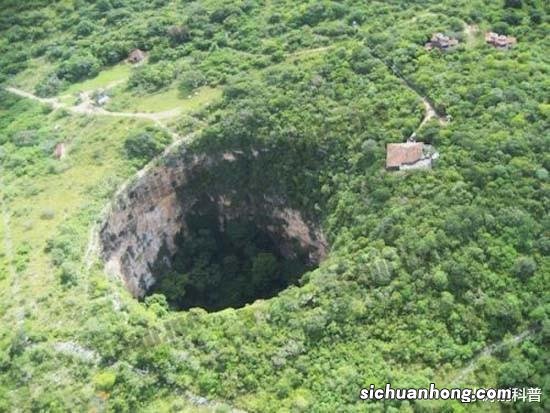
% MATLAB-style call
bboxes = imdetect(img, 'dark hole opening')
[146,197,315,311]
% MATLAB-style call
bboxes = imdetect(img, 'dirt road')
[5,86,181,122]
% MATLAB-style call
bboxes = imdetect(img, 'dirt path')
[5,85,234,411]
[409,97,448,139]
[286,45,448,139]
[289,39,452,139]
[5,84,211,274]
[451,329,534,386]
[6,86,62,108]
[464,23,479,47]
[6,85,186,148]
[3,85,193,271]
[368,52,449,139]
[5,86,181,122]
[420,98,438,128]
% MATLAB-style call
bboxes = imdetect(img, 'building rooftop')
[485,32,517,48]
[425,32,459,50]
[386,142,424,169]
[128,48,145,63]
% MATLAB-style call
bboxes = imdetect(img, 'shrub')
[93,40,130,65]
[128,62,176,93]
[95,0,112,13]
[167,25,191,45]
[210,5,241,24]
[39,208,55,220]
[93,371,117,391]
[56,53,101,83]
[58,262,79,286]
[44,226,81,266]
[178,70,206,95]
[504,0,523,8]
[512,256,537,280]
[123,127,172,165]
[144,293,170,317]
[106,9,131,25]
[35,74,64,97]
[75,20,96,37]
[8,330,28,358]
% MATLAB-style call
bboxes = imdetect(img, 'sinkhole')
[99,144,328,311]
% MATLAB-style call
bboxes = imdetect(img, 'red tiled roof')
[386,143,424,168]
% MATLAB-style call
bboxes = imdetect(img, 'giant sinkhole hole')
[99,145,328,311]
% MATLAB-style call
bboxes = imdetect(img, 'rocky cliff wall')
[99,149,328,298]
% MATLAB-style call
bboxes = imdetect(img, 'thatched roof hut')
[128,48,145,63]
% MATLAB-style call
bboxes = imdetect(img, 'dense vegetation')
[149,208,311,311]
[0,0,548,412]
[123,126,171,166]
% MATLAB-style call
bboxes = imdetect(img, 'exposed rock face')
[99,148,328,298]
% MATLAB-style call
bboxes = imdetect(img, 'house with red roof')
[386,142,438,171]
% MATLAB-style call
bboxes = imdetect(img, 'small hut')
[425,33,459,51]
[128,48,145,64]
[386,142,438,171]
[485,32,517,49]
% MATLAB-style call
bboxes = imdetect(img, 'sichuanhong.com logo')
[359,383,542,404]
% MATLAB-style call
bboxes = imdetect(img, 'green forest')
[0,0,548,412]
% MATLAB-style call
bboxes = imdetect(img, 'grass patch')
[106,86,221,113]
[62,63,132,96]
[6,114,142,251]
[0,100,149,306]
[8,57,56,91]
